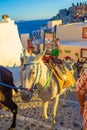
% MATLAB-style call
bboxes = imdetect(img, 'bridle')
[24,62,42,85]
[24,62,53,89]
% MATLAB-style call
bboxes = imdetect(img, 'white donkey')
[23,50,75,124]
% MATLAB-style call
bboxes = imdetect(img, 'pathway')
[0,92,82,130]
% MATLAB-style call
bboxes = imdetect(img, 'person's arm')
[76,71,87,115]
[77,93,85,108]
[77,93,86,116]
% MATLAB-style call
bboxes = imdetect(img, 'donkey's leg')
[62,92,67,107]
[52,95,59,124]
[43,101,48,119]
[2,99,18,130]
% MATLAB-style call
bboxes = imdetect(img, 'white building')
[56,22,87,60]
[39,19,87,60]
[20,33,29,49]
[0,15,23,67]
[56,22,87,42]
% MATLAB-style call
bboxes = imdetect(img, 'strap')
[44,70,53,89]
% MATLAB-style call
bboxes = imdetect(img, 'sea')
[15,19,48,36]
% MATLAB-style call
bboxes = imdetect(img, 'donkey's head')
[23,50,46,90]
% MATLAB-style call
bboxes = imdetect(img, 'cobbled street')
[0,91,82,130]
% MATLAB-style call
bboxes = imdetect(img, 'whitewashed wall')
[20,33,29,49]
[58,42,87,60]
[47,20,62,29]
[0,17,23,67]
[56,22,87,41]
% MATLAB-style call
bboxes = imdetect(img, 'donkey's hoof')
[43,115,48,120]
[52,119,56,125]
[61,104,66,107]
[47,117,53,123]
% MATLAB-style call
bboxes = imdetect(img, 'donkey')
[23,51,75,124]
[0,65,18,130]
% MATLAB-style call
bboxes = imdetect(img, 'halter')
[24,62,42,85]
[24,62,53,89]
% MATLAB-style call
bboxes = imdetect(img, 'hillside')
[50,2,87,24]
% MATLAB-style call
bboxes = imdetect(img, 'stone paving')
[0,91,82,130]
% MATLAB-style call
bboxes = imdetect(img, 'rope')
[0,82,26,91]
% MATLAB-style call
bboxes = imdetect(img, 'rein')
[0,82,26,90]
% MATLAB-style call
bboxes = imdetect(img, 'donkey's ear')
[34,49,46,62]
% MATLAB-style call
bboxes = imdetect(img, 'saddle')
[46,63,75,93]
[46,63,63,93]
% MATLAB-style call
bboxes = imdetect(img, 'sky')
[0,0,86,21]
